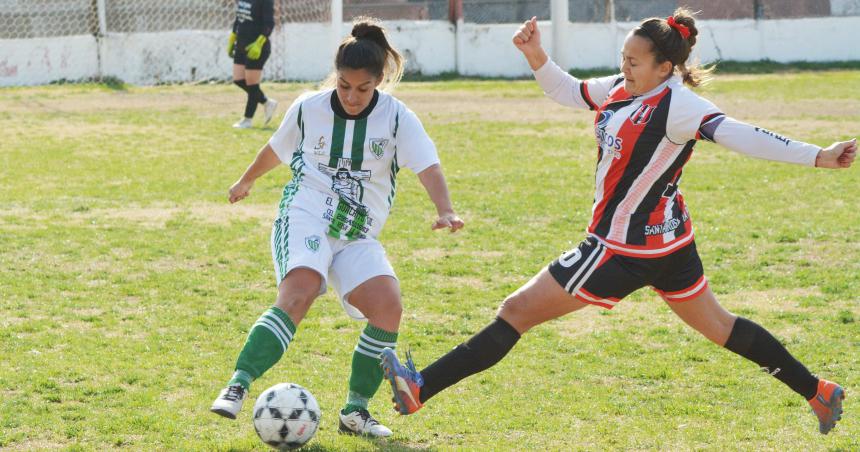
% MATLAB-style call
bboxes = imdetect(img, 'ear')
[658,60,673,78]
[373,75,383,88]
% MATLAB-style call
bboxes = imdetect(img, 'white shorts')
[270,206,396,320]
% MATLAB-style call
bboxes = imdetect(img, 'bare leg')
[273,267,322,326]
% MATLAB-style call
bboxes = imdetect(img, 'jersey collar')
[631,75,681,100]
[330,89,380,120]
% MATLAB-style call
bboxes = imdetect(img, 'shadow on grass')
[223,436,435,451]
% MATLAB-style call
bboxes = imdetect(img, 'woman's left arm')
[704,116,856,168]
[417,164,464,232]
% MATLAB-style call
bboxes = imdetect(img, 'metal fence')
[3,0,859,40]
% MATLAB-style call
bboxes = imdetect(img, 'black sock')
[244,84,262,118]
[233,79,248,92]
[419,317,521,403]
[723,317,819,400]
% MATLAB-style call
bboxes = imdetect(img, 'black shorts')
[233,38,271,70]
[548,236,707,309]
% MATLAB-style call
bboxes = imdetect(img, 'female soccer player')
[211,18,464,437]
[382,9,854,435]
[228,0,278,129]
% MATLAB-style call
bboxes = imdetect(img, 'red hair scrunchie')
[666,16,691,39]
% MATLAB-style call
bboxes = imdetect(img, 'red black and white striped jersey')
[535,61,724,258]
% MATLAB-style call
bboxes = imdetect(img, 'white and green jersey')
[268,89,439,240]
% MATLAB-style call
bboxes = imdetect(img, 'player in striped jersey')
[381,9,854,435]
[211,18,464,437]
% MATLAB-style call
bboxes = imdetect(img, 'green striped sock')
[231,306,296,390]
[344,324,398,413]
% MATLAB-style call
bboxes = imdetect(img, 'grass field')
[1,70,858,451]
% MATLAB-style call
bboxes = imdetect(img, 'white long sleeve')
[711,117,820,166]
[532,59,622,111]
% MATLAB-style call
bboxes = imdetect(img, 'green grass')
[1,70,859,451]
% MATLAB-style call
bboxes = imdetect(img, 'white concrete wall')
[0,35,99,85]
[1,16,859,86]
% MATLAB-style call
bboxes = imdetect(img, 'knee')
[497,293,529,331]
[364,295,402,324]
[233,79,246,89]
[276,287,317,312]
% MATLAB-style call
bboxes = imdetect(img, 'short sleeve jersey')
[268,89,440,241]
[576,74,724,257]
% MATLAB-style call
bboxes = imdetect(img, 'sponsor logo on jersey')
[313,136,326,155]
[237,0,252,22]
[754,127,792,146]
[369,138,388,159]
[596,110,614,128]
[629,103,655,125]
[305,235,321,252]
[596,109,623,159]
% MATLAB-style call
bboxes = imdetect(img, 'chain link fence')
[1,0,330,40]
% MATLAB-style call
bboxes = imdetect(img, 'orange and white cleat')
[808,379,845,434]
[380,348,424,415]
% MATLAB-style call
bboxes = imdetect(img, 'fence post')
[450,0,464,75]
[332,0,343,54]
[96,0,107,80]
[97,0,107,36]
[550,0,568,67]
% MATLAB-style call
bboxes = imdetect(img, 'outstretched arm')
[228,144,281,203]
[417,164,464,232]
[703,116,857,169]
[514,17,617,110]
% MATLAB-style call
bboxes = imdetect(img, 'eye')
[358,87,369,93]
[339,83,349,89]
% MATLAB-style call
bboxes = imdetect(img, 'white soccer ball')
[252,383,321,450]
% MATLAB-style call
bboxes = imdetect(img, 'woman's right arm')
[228,144,281,203]
[513,17,617,110]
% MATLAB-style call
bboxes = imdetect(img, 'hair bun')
[671,11,698,46]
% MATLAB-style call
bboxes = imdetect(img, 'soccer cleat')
[808,379,846,434]
[210,384,247,419]
[232,117,253,129]
[380,348,424,415]
[263,99,279,125]
[338,409,392,437]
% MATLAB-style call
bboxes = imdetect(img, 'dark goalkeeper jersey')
[233,0,274,40]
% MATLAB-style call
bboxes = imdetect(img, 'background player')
[382,9,854,435]
[211,17,464,437]
[228,0,279,129]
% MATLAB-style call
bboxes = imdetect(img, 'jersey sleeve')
[261,0,274,37]
[666,89,724,144]
[710,117,820,166]
[268,95,306,163]
[532,59,622,111]
[393,105,440,174]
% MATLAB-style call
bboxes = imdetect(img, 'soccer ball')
[252,383,321,450]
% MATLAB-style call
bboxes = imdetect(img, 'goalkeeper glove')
[227,32,237,58]
[245,35,267,61]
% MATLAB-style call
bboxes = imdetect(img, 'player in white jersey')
[381,9,854,435]
[211,18,464,437]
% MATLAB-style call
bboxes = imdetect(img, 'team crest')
[629,104,655,125]
[305,235,321,252]
[369,138,388,159]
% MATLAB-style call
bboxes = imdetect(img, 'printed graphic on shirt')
[236,0,252,22]
[318,161,371,213]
